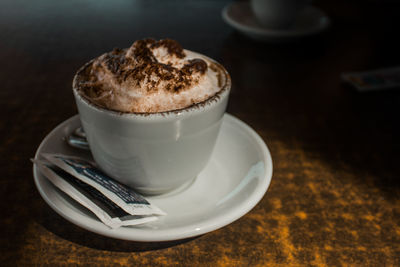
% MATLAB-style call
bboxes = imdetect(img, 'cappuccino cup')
[72,39,231,195]
[251,0,311,30]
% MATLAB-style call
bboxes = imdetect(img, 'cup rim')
[72,52,231,120]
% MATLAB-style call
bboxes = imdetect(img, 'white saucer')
[222,2,331,42]
[33,114,273,242]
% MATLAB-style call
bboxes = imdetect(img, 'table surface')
[1,0,400,266]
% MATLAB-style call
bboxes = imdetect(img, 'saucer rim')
[222,2,331,39]
[33,113,273,241]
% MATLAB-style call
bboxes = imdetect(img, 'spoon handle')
[66,131,90,151]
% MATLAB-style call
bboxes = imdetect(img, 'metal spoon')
[74,127,86,138]
[66,127,90,150]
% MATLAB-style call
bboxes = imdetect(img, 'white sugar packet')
[341,67,400,92]
[34,161,158,229]
[41,153,166,216]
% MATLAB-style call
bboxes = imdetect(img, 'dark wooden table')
[1,0,400,265]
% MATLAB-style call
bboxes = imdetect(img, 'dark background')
[1,0,399,265]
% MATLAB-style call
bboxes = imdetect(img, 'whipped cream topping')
[76,39,223,113]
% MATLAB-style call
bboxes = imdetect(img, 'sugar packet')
[35,161,157,229]
[341,67,400,92]
[41,153,165,216]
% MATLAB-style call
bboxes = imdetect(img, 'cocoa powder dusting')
[150,39,186,58]
[131,39,157,63]
[77,38,226,113]
[100,38,207,93]
[210,63,223,88]
[182,59,207,75]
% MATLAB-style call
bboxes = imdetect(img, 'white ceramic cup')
[250,0,311,29]
[72,53,231,195]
